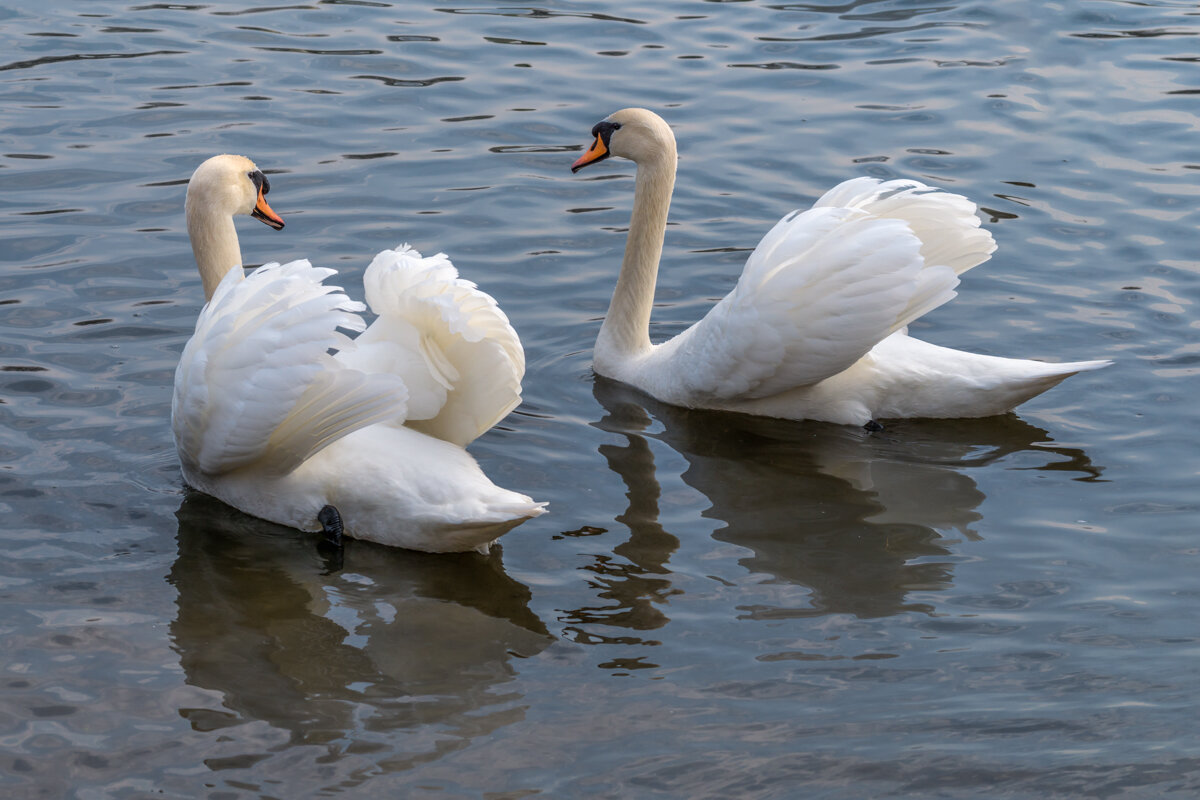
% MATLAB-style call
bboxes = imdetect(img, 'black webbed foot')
[318,504,344,547]
[863,419,884,432]
[317,504,344,572]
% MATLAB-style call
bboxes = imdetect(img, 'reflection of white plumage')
[572,108,1110,426]
[173,154,545,553]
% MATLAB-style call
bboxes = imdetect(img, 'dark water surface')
[2,1,1199,797]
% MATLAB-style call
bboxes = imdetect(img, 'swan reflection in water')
[169,493,551,770]
[584,376,1103,627]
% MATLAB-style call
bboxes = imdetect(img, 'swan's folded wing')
[172,260,408,477]
[337,245,525,448]
[661,204,958,402]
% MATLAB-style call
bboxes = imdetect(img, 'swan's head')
[571,108,676,173]
[185,154,285,230]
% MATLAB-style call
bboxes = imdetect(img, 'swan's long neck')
[185,193,243,301]
[596,139,676,365]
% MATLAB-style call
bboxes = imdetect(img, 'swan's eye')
[591,121,621,137]
[592,120,621,145]
[248,170,270,195]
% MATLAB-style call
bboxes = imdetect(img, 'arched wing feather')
[813,177,996,276]
[336,245,525,448]
[659,178,992,403]
[172,260,408,477]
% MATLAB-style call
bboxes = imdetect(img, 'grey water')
[1,0,1198,797]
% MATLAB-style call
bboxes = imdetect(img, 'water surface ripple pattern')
[1,0,1198,797]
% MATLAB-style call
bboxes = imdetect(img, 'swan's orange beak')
[251,184,284,230]
[571,133,609,173]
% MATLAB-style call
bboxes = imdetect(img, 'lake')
[2,0,1199,797]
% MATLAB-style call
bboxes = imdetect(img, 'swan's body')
[174,154,545,553]
[572,108,1109,426]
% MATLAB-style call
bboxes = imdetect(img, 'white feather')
[576,108,1111,426]
[338,245,525,447]
[174,155,545,552]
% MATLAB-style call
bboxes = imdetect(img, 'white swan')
[173,154,546,553]
[571,108,1110,426]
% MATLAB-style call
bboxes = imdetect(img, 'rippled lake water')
[2,1,1199,797]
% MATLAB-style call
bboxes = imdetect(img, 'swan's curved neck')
[597,141,677,365]
[186,194,243,301]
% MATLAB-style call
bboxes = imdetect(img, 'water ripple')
[1,50,185,73]
[0,0,1197,795]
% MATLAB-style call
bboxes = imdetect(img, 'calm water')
[2,0,1198,797]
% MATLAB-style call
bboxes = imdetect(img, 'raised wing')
[172,260,408,477]
[813,177,996,276]
[336,245,525,448]
[658,178,993,402]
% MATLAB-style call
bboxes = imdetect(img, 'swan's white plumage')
[811,176,996,275]
[662,208,939,400]
[174,155,544,552]
[174,260,406,477]
[338,245,525,448]
[574,108,1110,425]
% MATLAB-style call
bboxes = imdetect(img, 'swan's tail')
[1045,358,1112,375]
[966,356,1112,417]
[870,335,1112,420]
[997,358,1111,409]
[438,499,549,555]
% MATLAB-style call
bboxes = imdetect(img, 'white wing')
[172,260,408,477]
[812,177,996,276]
[657,178,995,402]
[335,245,525,448]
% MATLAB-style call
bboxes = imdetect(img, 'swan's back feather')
[341,245,525,447]
[647,178,995,404]
[173,260,408,477]
[656,205,937,401]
